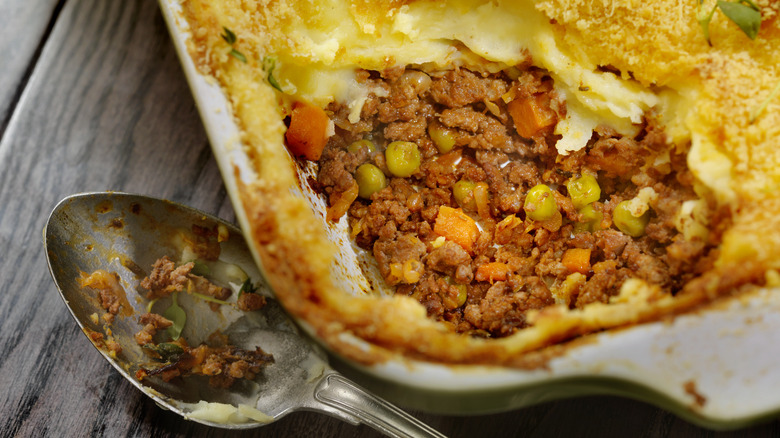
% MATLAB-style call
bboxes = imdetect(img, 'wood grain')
[0,0,64,135]
[0,0,779,436]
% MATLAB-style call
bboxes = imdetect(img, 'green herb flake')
[262,56,284,92]
[221,26,247,63]
[163,292,186,340]
[229,49,248,63]
[191,260,209,277]
[221,26,237,45]
[238,278,257,297]
[191,291,231,306]
[268,72,283,91]
[262,56,275,72]
[143,342,184,363]
[697,1,718,46]
[146,298,158,314]
[717,0,761,40]
[750,80,780,124]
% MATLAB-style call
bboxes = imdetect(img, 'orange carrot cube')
[285,100,329,161]
[475,262,510,283]
[507,94,557,138]
[562,248,592,274]
[433,206,480,252]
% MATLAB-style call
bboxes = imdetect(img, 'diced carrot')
[433,206,480,252]
[285,100,330,161]
[562,248,592,274]
[507,94,557,138]
[475,262,509,283]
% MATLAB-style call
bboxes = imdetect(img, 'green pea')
[385,141,421,177]
[524,184,558,221]
[354,163,387,199]
[445,276,468,308]
[566,174,601,209]
[453,179,477,210]
[347,139,376,155]
[456,284,468,307]
[428,124,456,154]
[573,204,604,233]
[613,200,650,237]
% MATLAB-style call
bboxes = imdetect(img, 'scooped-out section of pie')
[176,0,780,367]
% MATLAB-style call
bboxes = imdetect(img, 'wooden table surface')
[1,1,778,436]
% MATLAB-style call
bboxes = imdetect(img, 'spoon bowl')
[44,192,445,437]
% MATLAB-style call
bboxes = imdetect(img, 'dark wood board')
[0,0,779,436]
[0,0,64,134]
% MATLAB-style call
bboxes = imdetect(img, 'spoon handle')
[313,372,447,438]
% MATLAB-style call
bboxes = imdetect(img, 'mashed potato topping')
[179,0,780,366]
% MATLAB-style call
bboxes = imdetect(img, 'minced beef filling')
[315,65,721,338]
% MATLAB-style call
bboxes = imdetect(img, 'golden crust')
[181,0,780,367]
[539,0,780,199]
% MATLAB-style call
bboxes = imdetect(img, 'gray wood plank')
[0,0,63,136]
[0,0,779,436]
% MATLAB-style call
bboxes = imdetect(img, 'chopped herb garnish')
[698,1,718,45]
[191,291,232,306]
[143,342,184,363]
[163,292,186,340]
[750,80,780,124]
[146,298,158,314]
[268,72,282,91]
[717,1,761,40]
[263,56,284,92]
[191,260,209,276]
[229,48,247,63]
[221,26,237,45]
[238,278,257,297]
[699,0,762,45]
[221,26,247,63]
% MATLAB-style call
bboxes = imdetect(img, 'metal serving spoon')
[43,192,445,438]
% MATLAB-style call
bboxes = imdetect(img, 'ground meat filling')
[140,256,194,299]
[140,256,232,305]
[316,65,723,338]
[134,313,173,346]
[78,269,127,324]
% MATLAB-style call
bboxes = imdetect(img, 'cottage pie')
[178,0,780,367]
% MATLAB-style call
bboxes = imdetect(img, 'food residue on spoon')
[134,330,274,389]
[78,269,133,323]
[78,224,273,389]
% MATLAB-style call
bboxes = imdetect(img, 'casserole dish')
[158,0,780,428]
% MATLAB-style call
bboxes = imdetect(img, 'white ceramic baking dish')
[157,0,780,428]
